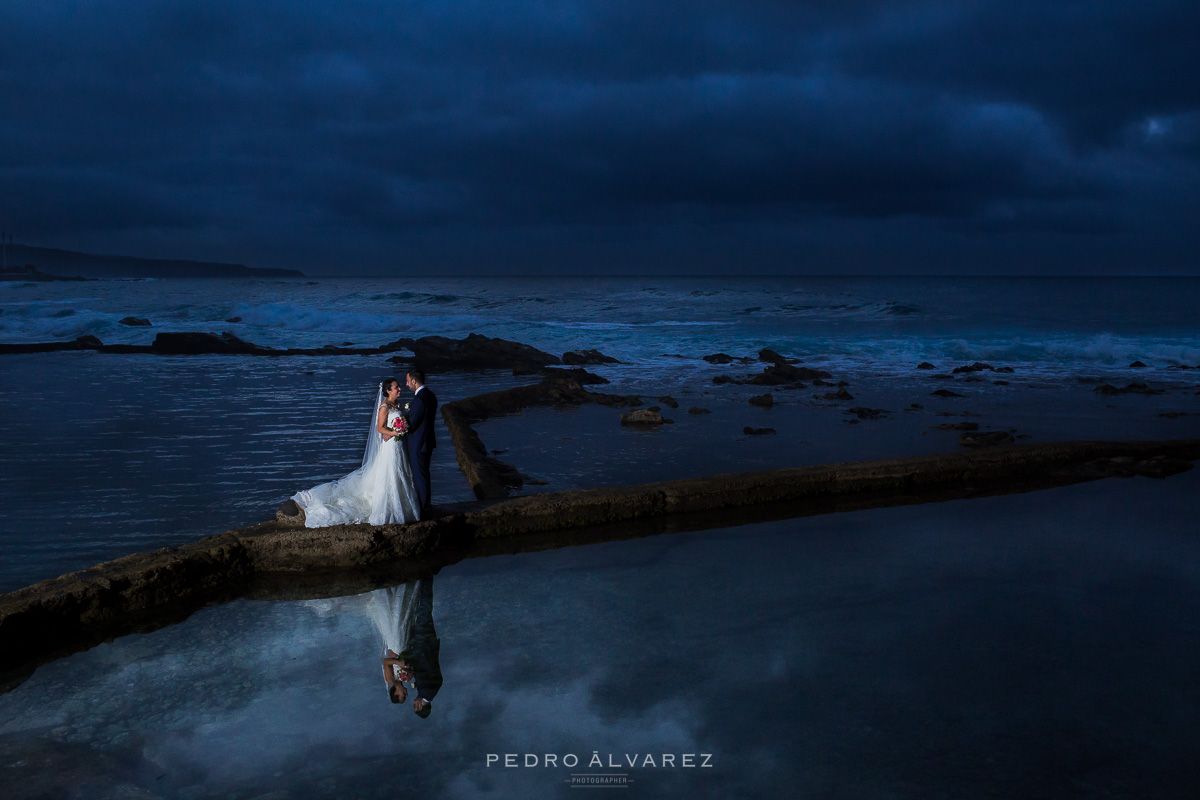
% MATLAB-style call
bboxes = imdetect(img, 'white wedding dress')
[292,402,422,527]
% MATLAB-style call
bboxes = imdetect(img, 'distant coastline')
[1,244,304,280]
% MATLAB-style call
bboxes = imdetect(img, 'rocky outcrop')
[1,330,567,365]
[388,333,559,371]
[952,362,1015,374]
[512,366,608,384]
[621,409,673,426]
[749,393,774,407]
[930,422,979,431]
[562,349,620,365]
[117,316,151,326]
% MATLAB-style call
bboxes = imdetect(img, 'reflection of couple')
[374,579,442,716]
[307,577,442,716]
[292,370,438,527]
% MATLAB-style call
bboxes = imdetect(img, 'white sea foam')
[938,334,1200,366]
[229,302,491,336]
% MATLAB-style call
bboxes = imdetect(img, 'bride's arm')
[375,405,395,440]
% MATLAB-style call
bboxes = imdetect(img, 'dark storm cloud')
[0,1,1196,273]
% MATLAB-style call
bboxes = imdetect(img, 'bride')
[292,378,422,527]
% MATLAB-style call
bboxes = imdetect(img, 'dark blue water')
[2,469,1199,798]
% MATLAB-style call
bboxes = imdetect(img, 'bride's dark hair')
[381,377,400,403]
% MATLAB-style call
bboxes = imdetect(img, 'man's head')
[413,697,432,718]
[406,369,426,393]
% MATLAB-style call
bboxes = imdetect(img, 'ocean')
[2,275,1200,798]
[1,275,1198,593]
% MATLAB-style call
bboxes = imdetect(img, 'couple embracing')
[292,370,438,527]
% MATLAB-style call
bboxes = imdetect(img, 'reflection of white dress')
[292,406,421,527]
[304,584,420,679]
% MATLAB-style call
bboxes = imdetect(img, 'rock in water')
[1130,360,1147,368]
[688,407,712,415]
[952,362,995,373]
[621,409,672,426]
[748,362,831,385]
[917,362,936,369]
[388,333,560,371]
[562,348,621,365]
[749,393,774,407]
[702,353,736,364]
[821,387,854,401]
[931,389,965,398]
[845,407,889,420]
[930,422,979,431]
[658,395,680,408]
[743,426,776,436]
[758,348,797,365]
[959,431,1015,447]
[117,316,151,326]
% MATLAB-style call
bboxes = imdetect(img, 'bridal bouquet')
[390,416,410,438]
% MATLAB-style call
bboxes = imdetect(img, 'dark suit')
[400,577,442,704]
[405,385,437,511]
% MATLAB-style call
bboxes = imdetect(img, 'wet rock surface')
[688,407,712,415]
[117,316,151,326]
[931,389,965,398]
[749,393,774,407]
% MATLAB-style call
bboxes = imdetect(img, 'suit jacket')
[406,386,438,455]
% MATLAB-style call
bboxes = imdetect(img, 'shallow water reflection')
[3,470,1200,798]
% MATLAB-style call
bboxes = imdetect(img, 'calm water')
[2,469,1199,798]
[1,277,1199,592]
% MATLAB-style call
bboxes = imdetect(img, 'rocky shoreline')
[2,437,1197,688]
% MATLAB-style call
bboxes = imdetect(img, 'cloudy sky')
[2,1,1198,275]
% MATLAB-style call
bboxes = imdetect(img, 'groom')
[405,369,437,514]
